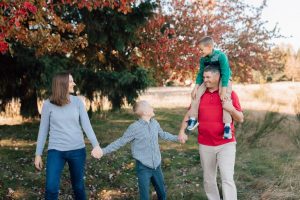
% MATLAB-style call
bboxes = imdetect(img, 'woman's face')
[68,75,76,93]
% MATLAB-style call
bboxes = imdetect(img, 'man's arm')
[178,111,189,143]
[225,105,244,123]
[223,92,244,123]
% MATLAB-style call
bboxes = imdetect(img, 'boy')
[100,100,185,200]
[187,36,233,139]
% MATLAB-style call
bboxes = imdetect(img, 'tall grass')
[294,94,300,123]
[236,111,287,147]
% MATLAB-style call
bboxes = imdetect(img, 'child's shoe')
[185,128,192,135]
[223,124,232,139]
[186,118,199,131]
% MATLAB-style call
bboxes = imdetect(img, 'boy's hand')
[91,146,103,159]
[220,87,228,101]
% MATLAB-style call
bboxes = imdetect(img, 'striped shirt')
[102,118,179,169]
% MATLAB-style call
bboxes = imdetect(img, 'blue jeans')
[45,148,86,200]
[136,160,167,200]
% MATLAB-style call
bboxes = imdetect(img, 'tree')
[0,0,156,117]
[0,0,135,54]
[284,47,300,82]
[137,0,282,85]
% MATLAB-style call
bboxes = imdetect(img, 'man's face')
[200,44,213,56]
[203,71,220,89]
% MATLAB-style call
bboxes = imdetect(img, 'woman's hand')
[34,155,43,170]
[91,146,103,159]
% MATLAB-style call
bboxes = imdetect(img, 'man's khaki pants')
[199,142,237,200]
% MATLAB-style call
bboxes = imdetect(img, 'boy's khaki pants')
[189,81,232,123]
[199,142,237,200]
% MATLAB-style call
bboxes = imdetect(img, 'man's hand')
[34,155,43,170]
[220,87,229,102]
[91,146,103,159]
[178,132,188,144]
[222,99,235,113]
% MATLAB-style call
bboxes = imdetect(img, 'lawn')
[0,107,300,199]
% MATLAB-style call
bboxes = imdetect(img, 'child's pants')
[136,160,166,200]
[190,81,233,123]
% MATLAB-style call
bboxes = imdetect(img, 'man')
[178,66,244,200]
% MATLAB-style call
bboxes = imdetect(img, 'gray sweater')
[35,95,99,155]
[102,118,179,169]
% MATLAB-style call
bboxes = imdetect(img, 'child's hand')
[220,87,228,102]
[91,146,103,159]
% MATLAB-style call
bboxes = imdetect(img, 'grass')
[0,108,300,199]
[294,94,300,123]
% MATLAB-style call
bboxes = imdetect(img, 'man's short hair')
[199,36,214,47]
[203,65,220,74]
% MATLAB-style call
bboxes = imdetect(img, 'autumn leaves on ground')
[1,82,300,200]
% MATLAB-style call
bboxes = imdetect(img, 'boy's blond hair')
[133,101,148,116]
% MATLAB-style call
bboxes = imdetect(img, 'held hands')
[178,132,188,144]
[91,146,103,159]
[34,155,43,170]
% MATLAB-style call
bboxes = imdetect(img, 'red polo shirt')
[197,90,242,146]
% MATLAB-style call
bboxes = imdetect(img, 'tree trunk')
[20,88,39,118]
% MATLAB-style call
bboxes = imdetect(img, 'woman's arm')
[78,97,100,148]
[35,101,50,156]
[35,101,50,170]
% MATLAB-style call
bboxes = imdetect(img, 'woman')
[34,72,102,200]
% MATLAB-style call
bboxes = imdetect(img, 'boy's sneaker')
[186,118,199,131]
[185,128,192,135]
[223,125,232,139]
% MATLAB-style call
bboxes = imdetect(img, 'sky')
[245,0,300,51]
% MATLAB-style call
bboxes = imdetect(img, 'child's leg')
[189,83,207,118]
[151,165,167,200]
[219,80,233,124]
[136,161,152,200]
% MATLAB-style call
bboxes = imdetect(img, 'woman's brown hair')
[50,72,70,106]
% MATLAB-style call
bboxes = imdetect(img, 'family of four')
[34,36,244,200]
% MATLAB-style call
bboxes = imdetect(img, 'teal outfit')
[196,49,232,87]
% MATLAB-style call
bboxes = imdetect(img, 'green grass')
[0,108,300,199]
